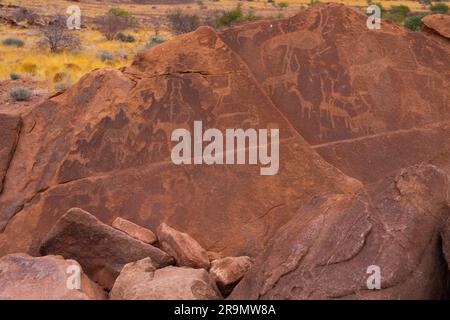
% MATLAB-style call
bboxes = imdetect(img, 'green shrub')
[109,8,130,16]
[9,72,21,80]
[430,3,449,14]
[167,11,200,34]
[10,88,32,101]
[217,5,244,27]
[389,5,410,17]
[55,82,71,91]
[115,32,136,43]
[404,15,426,31]
[146,36,166,49]
[278,2,288,8]
[2,38,24,47]
[97,51,114,62]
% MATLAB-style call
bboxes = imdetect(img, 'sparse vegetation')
[146,36,166,49]
[2,38,25,47]
[430,3,449,14]
[9,72,21,80]
[115,32,136,43]
[39,15,80,52]
[10,88,32,101]
[404,15,425,31]
[167,10,200,35]
[385,5,410,22]
[96,11,133,41]
[97,51,114,62]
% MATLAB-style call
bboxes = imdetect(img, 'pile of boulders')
[0,208,252,300]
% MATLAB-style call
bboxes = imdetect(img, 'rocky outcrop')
[220,3,450,183]
[39,208,173,289]
[110,259,222,300]
[0,253,105,300]
[0,114,21,194]
[210,256,252,296]
[112,217,157,244]
[230,165,450,299]
[156,223,210,269]
[423,14,450,40]
[0,22,360,259]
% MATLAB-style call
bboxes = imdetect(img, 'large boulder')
[423,14,450,40]
[110,259,222,300]
[230,165,450,299]
[156,223,210,269]
[39,208,173,289]
[210,256,253,296]
[0,253,105,300]
[0,23,360,259]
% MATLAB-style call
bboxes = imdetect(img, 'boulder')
[423,14,450,40]
[210,256,253,296]
[156,223,210,269]
[110,259,222,300]
[112,217,157,244]
[39,208,173,290]
[0,253,105,300]
[230,165,450,299]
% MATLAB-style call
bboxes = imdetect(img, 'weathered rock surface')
[112,217,157,244]
[110,259,222,300]
[39,208,173,289]
[0,21,360,259]
[230,165,450,299]
[423,14,450,40]
[210,256,252,296]
[220,3,450,183]
[0,253,105,300]
[0,114,21,194]
[156,223,210,269]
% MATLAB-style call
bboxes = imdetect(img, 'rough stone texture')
[110,260,222,300]
[0,21,360,259]
[0,253,105,300]
[210,256,253,296]
[0,114,21,194]
[220,3,450,183]
[423,14,450,40]
[156,223,210,269]
[39,208,173,290]
[112,217,157,244]
[230,165,450,299]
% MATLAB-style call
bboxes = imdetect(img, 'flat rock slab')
[423,14,450,39]
[112,217,157,244]
[39,208,173,290]
[111,259,222,300]
[0,253,105,300]
[157,223,210,269]
[0,114,21,195]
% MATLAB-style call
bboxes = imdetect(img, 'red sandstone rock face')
[0,4,449,300]
[220,3,450,183]
[0,253,105,300]
[229,165,450,299]
[423,14,450,40]
[0,24,360,259]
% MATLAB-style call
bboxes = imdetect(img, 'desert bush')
[430,3,449,14]
[98,51,114,62]
[115,32,136,43]
[55,82,70,91]
[14,7,39,24]
[2,38,24,47]
[146,36,166,49]
[278,2,289,8]
[9,72,21,80]
[216,5,243,27]
[167,10,200,35]
[390,5,410,17]
[404,15,425,31]
[39,15,80,52]
[10,88,31,101]
[96,11,133,40]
